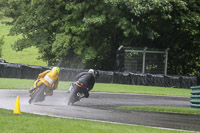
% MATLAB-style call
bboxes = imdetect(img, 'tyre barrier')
[190,86,200,109]
[0,62,198,88]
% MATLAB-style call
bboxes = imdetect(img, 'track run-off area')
[0,89,200,132]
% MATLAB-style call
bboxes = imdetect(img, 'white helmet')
[88,69,95,76]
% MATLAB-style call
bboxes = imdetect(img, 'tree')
[1,0,200,75]
[112,0,200,75]
[0,36,4,57]
[0,0,5,57]
[1,0,124,70]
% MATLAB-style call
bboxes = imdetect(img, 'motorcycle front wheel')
[29,83,46,104]
[66,86,80,105]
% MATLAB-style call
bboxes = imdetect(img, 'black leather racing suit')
[74,72,95,98]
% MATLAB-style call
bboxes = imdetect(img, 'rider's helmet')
[88,69,95,76]
[52,67,60,74]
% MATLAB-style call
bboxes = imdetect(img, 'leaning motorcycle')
[65,83,85,105]
[29,80,49,104]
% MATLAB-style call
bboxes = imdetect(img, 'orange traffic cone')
[13,96,21,114]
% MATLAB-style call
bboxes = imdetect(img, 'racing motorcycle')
[65,83,85,105]
[29,67,59,104]
[29,79,50,104]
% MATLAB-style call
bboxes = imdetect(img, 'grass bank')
[0,20,47,66]
[0,78,191,97]
[0,108,190,133]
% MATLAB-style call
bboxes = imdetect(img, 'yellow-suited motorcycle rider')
[29,67,60,96]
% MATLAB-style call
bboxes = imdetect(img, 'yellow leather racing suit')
[33,69,59,96]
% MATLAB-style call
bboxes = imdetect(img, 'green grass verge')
[0,78,71,90]
[117,106,200,115]
[93,83,191,97]
[0,78,191,97]
[0,108,190,133]
[0,78,192,97]
[0,20,47,66]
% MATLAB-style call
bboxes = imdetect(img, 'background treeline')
[0,0,200,76]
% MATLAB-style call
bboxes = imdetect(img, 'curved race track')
[0,89,200,132]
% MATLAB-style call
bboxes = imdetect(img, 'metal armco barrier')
[190,86,200,109]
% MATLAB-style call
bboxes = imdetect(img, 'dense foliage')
[1,0,200,75]
[0,36,4,57]
[0,2,5,57]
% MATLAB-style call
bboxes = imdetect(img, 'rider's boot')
[66,85,73,94]
[29,87,36,93]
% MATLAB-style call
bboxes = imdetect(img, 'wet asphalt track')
[0,89,200,132]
